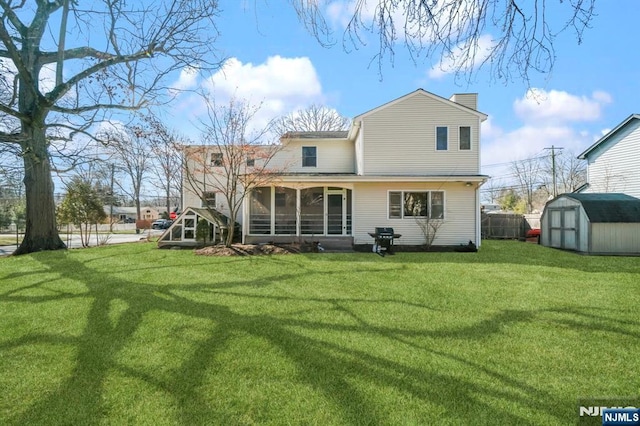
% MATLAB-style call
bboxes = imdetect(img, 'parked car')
[151,219,173,230]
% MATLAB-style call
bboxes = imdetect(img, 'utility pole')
[109,163,115,232]
[544,146,564,198]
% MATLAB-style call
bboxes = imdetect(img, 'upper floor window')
[211,152,223,166]
[436,127,448,151]
[202,191,216,208]
[302,146,317,167]
[389,191,445,219]
[459,126,471,150]
[246,156,255,167]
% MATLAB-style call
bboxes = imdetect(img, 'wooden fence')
[481,213,540,239]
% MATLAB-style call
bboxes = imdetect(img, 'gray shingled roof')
[565,193,640,223]
[282,131,349,139]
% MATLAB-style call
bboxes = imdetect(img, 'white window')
[388,191,445,219]
[459,126,471,150]
[436,126,448,151]
[302,146,317,167]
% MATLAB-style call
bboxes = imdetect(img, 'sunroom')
[244,186,353,247]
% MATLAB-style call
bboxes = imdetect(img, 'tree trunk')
[224,209,237,247]
[14,130,66,254]
[166,186,171,218]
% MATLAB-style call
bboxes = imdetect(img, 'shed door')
[548,207,578,250]
[562,209,577,250]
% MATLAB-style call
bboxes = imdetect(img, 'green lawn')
[0,241,638,425]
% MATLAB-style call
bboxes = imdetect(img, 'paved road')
[0,230,164,256]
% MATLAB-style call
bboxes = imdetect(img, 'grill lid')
[375,227,394,235]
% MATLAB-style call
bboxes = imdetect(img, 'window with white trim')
[302,146,317,167]
[388,191,445,219]
[459,126,471,150]
[202,191,216,208]
[436,126,448,151]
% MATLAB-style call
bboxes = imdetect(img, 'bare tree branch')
[0,0,223,254]
[291,0,596,84]
[273,104,350,134]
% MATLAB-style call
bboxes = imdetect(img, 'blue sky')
[164,1,639,185]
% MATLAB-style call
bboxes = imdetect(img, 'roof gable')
[353,88,487,121]
[578,114,640,159]
[562,193,640,223]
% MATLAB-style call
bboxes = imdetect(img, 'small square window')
[302,146,317,167]
[202,191,216,208]
[211,152,223,166]
[436,126,448,151]
[246,156,255,167]
[459,127,471,150]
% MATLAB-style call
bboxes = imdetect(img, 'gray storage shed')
[540,193,640,254]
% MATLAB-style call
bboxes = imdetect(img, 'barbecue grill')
[368,227,401,256]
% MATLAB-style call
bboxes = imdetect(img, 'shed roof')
[562,193,640,223]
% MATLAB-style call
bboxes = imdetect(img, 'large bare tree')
[553,150,587,194]
[102,123,153,225]
[273,104,350,135]
[145,114,185,216]
[292,0,596,83]
[183,97,285,247]
[510,157,543,213]
[0,0,220,254]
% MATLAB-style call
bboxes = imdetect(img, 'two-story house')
[162,89,488,249]
[577,114,640,198]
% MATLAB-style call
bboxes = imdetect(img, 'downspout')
[475,183,481,247]
[475,179,487,247]
[242,191,247,244]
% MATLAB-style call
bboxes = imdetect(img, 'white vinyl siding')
[584,123,640,198]
[360,92,480,175]
[353,182,477,246]
[269,139,355,173]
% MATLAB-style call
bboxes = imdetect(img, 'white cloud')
[207,56,323,106]
[170,66,200,92]
[168,56,327,140]
[428,34,495,79]
[482,88,612,182]
[327,1,359,29]
[39,64,57,95]
[513,88,612,124]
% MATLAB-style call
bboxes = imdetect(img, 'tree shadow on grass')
[2,251,637,424]
[320,240,640,274]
